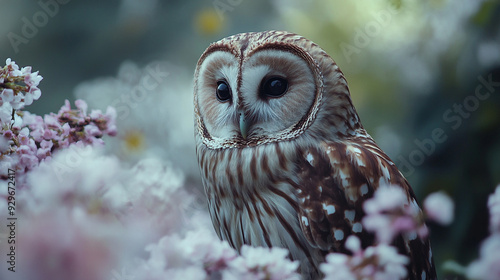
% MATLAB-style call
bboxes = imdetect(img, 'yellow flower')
[195,8,224,36]
[123,129,145,153]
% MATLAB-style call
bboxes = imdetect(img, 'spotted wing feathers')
[295,136,437,279]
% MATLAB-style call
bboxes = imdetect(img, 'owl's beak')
[239,112,248,140]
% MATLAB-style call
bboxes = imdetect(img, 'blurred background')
[2,0,499,278]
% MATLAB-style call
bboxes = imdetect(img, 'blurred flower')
[106,157,191,240]
[135,228,300,280]
[465,185,500,280]
[21,145,191,242]
[136,228,236,280]
[122,129,146,153]
[362,185,427,244]
[195,8,224,36]
[224,246,300,280]
[0,142,215,280]
[4,209,120,280]
[467,234,500,280]
[488,185,500,233]
[23,145,121,214]
[74,61,198,180]
[423,191,455,225]
[321,235,409,280]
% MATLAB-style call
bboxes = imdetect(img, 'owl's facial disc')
[240,75,290,140]
[195,48,318,148]
[238,49,316,141]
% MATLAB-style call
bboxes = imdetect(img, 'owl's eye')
[216,81,232,102]
[261,77,288,98]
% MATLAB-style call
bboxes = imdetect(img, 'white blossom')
[224,246,300,280]
[423,191,455,225]
[467,234,500,280]
[362,185,424,244]
[488,185,500,233]
[321,235,409,280]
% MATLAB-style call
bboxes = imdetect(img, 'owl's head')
[194,31,361,149]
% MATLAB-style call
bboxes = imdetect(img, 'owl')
[194,31,436,279]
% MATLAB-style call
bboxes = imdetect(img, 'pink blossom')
[29,127,44,142]
[135,228,234,280]
[488,185,500,233]
[3,129,13,139]
[36,147,51,160]
[40,139,53,149]
[43,114,60,128]
[467,234,500,280]
[465,186,500,280]
[0,103,13,125]
[89,109,103,119]
[25,70,43,87]
[0,136,10,153]
[58,99,72,114]
[0,59,43,113]
[18,127,30,145]
[423,191,455,225]
[224,246,300,280]
[20,65,32,76]
[30,86,42,99]
[321,235,409,280]
[75,99,88,115]
[321,253,355,280]
[103,158,191,239]
[1,210,121,280]
[2,88,14,102]
[1,97,117,176]
[19,153,39,170]
[362,185,425,244]
[84,123,102,137]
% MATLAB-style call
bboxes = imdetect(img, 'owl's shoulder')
[293,135,415,250]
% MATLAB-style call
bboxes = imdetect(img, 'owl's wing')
[294,137,436,279]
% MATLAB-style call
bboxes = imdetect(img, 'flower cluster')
[225,246,300,280]
[136,230,300,280]
[0,59,117,180]
[466,185,500,280]
[1,99,117,178]
[362,185,428,244]
[0,59,42,125]
[361,186,454,245]
[0,145,300,280]
[320,186,455,280]
[321,235,409,280]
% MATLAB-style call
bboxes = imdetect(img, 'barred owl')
[194,31,435,279]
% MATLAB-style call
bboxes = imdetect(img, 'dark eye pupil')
[216,81,231,102]
[261,77,288,97]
